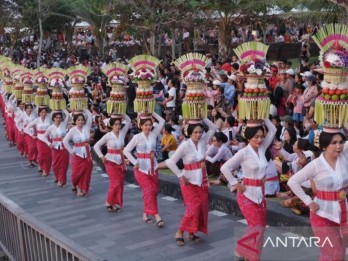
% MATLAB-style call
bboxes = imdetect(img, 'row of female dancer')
[2,90,348,260]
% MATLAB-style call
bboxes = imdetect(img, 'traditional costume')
[288,23,348,260]
[94,114,131,208]
[62,109,93,195]
[24,110,52,175]
[41,110,70,185]
[123,112,164,216]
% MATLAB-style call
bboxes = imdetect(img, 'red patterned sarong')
[24,134,37,161]
[5,116,15,143]
[236,193,266,261]
[16,129,25,154]
[179,181,209,234]
[134,167,159,215]
[52,147,69,185]
[37,140,52,175]
[310,211,347,261]
[71,154,93,194]
[105,161,125,207]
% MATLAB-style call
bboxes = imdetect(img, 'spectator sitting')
[161,123,177,161]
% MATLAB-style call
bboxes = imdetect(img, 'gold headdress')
[47,68,66,111]
[174,53,208,120]
[128,55,160,113]
[312,24,348,129]
[67,65,91,111]
[34,70,50,107]
[103,62,129,115]
[234,41,271,120]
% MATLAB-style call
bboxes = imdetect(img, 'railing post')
[16,218,26,261]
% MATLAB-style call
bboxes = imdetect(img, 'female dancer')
[62,109,93,197]
[24,106,52,176]
[159,118,216,246]
[41,110,70,186]
[4,94,16,147]
[13,100,26,157]
[220,118,276,260]
[288,131,348,260]
[16,104,37,167]
[123,112,165,227]
[94,114,131,212]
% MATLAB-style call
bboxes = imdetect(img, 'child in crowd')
[161,123,177,161]
[287,84,304,128]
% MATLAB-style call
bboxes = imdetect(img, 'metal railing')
[0,193,106,261]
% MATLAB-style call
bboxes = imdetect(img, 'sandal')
[27,163,35,168]
[156,220,164,228]
[71,187,77,193]
[143,218,153,224]
[175,237,185,247]
[106,206,116,212]
[188,235,201,242]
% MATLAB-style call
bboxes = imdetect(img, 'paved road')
[0,121,341,261]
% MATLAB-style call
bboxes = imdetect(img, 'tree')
[283,0,346,24]
[21,0,77,69]
[71,0,114,57]
[114,0,198,57]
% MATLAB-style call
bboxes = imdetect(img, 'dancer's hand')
[308,202,319,213]
[101,156,106,164]
[230,183,245,193]
[180,176,189,185]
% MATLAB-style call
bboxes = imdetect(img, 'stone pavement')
[0,123,341,261]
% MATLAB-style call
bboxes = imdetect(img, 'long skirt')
[310,211,347,261]
[71,155,93,194]
[24,135,37,161]
[37,140,52,175]
[16,129,25,154]
[52,148,69,185]
[134,167,159,216]
[105,161,125,207]
[179,181,209,234]
[236,193,266,261]
[5,116,15,143]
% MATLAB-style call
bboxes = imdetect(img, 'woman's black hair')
[319,131,346,150]
[109,117,124,129]
[296,138,310,151]
[139,118,153,127]
[265,148,272,162]
[170,114,179,125]
[214,132,228,143]
[226,116,236,127]
[244,126,264,140]
[25,104,33,110]
[73,113,85,124]
[101,111,108,118]
[38,107,47,114]
[52,111,63,121]
[212,109,224,121]
[17,100,24,107]
[283,127,297,153]
[187,123,204,136]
